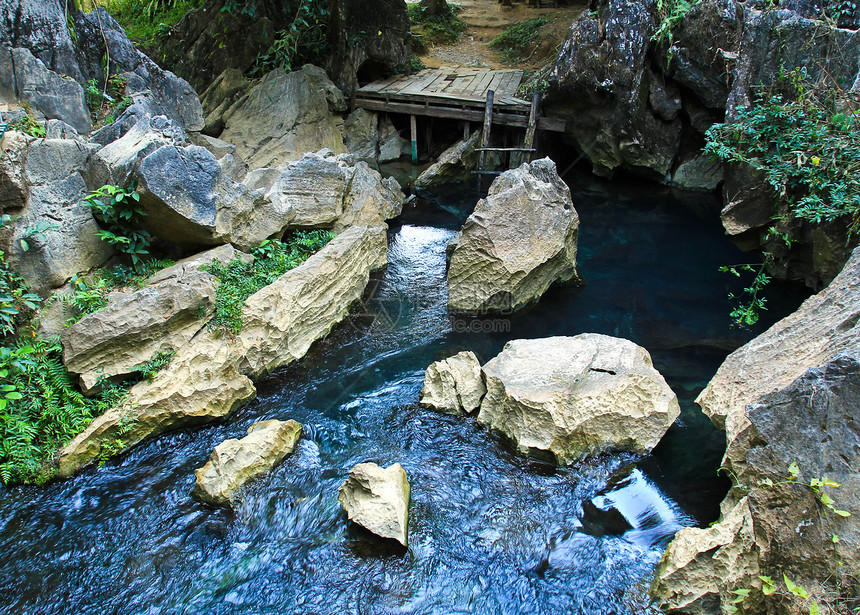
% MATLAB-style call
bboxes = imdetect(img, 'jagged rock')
[192,419,303,507]
[671,156,723,191]
[3,47,90,133]
[477,334,680,465]
[652,247,860,613]
[0,130,29,211]
[61,245,247,394]
[200,68,253,136]
[327,0,412,92]
[343,109,408,163]
[419,351,485,414]
[218,65,347,170]
[3,136,111,293]
[447,158,579,313]
[414,132,481,190]
[338,462,411,547]
[243,150,404,233]
[56,225,388,477]
[548,0,681,178]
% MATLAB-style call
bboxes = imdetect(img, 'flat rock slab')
[338,462,411,547]
[478,334,680,465]
[419,350,486,414]
[192,419,303,507]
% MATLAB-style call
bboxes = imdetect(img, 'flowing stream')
[0,170,807,614]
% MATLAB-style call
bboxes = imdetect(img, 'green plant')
[407,2,467,46]
[203,230,335,334]
[652,0,701,53]
[0,338,133,484]
[720,263,770,327]
[9,112,46,139]
[84,183,152,269]
[253,0,329,74]
[105,0,203,46]
[131,349,175,382]
[489,18,547,64]
[0,216,42,337]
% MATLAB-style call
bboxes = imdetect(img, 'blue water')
[0,170,807,614]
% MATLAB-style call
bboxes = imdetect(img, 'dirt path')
[410,0,587,71]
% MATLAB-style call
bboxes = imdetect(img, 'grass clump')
[408,2,468,46]
[203,230,336,334]
[105,0,203,47]
[489,18,546,64]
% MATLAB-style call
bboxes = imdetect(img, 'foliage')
[9,111,46,139]
[489,18,547,64]
[652,0,700,48]
[131,349,175,382]
[105,0,203,46]
[0,338,132,484]
[86,74,132,128]
[203,229,335,334]
[408,2,468,46]
[0,216,42,338]
[253,0,329,75]
[63,258,175,323]
[84,183,152,269]
[720,263,770,327]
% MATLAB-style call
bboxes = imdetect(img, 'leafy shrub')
[408,2,467,46]
[0,216,42,337]
[105,0,203,46]
[132,349,175,382]
[84,183,152,269]
[0,339,131,484]
[203,230,336,334]
[489,18,546,64]
[253,0,330,74]
[9,111,46,138]
[652,0,700,48]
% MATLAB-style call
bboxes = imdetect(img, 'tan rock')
[478,334,680,465]
[419,351,486,414]
[338,462,411,546]
[192,419,303,506]
[56,226,388,477]
[447,158,580,313]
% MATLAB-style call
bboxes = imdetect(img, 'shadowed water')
[0,170,808,614]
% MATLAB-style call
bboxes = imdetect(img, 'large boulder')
[548,0,682,178]
[478,334,680,465]
[414,131,481,191]
[419,351,486,414]
[447,158,579,313]
[192,419,303,507]
[216,65,347,170]
[56,225,388,477]
[338,462,411,547]
[243,149,405,233]
[343,108,408,164]
[2,134,112,294]
[61,245,247,394]
[652,247,860,613]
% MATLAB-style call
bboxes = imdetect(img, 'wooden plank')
[353,98,567,131]
[496,71,522,98]
[410,114,417,163]
[470,70,496,97]
[399,70,443,95]
[363,75,402,93]
[464,69,491,96]
[478,90,494,194]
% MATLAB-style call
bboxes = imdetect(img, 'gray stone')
[338,462,411,546]
[478,334,680,465]
[447,158,579,313]
[415,132,481,190]
[671,156,723,191]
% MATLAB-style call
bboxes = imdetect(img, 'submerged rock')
[338,462,411,547]
[192,419,303,507]
[57,226,388,477]
[447,158,579,313]
[419,351,486,414]
[652,247,860,613]
[478,334,680,465]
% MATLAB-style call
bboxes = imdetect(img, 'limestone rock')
[336,161,404,231]
[218,65,347,170]
[56,226,388,477]
[192,419,303,507]
[414,132,480,191]
[343,109,408,163]
[338,462,411,547]
[3,137,111,293]
[478,334,680,465]
[671,156,723,192]
[447,158,579,313]
[419,351,485,414]
[61,245,247,394]
[653,247,860,613]
[0,130,30,211]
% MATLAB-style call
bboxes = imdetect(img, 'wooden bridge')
[352,67,566,189]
